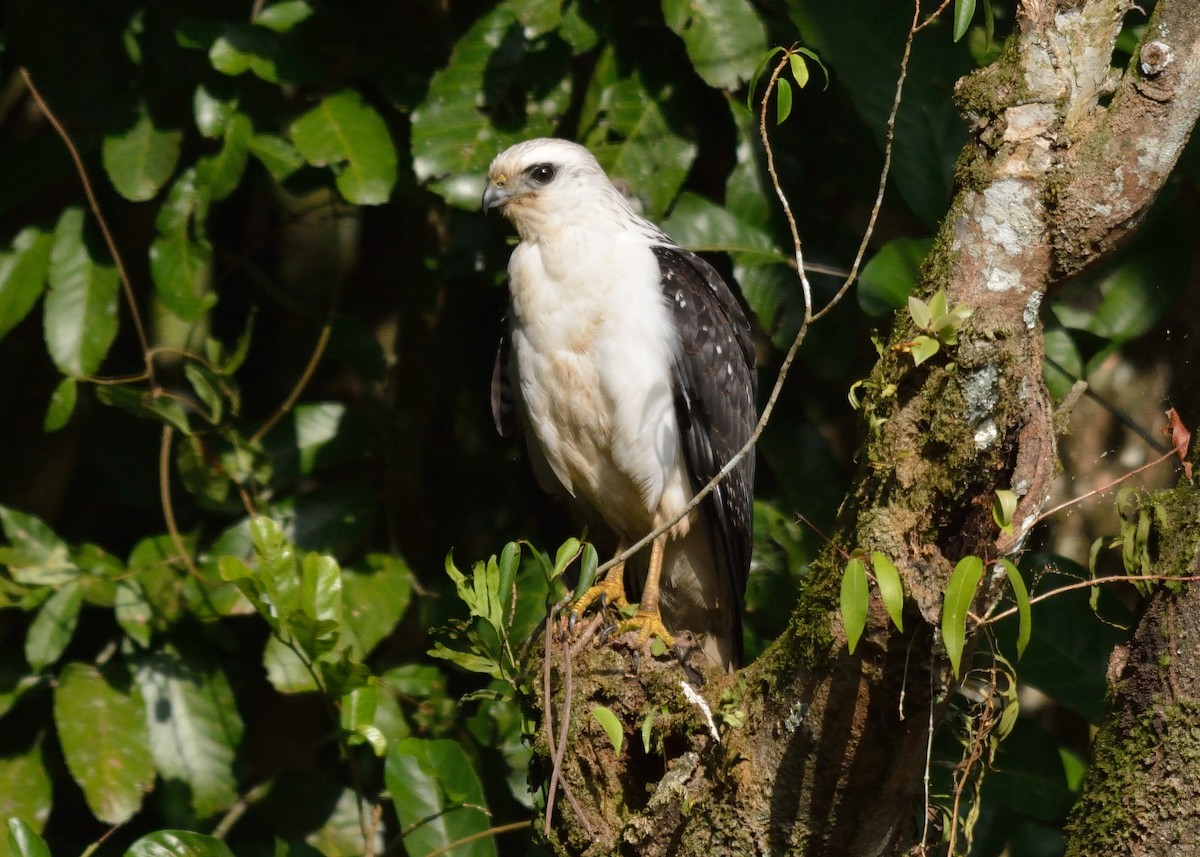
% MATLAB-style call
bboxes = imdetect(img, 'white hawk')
[484,138,757,670]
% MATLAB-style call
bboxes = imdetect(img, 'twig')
[78,823,124,857]
[811,0,920,324]
[211,781,271,840]
[19,68,154,378]
[250,322,333,443]
[915,0,955,32]
[983,572,1200,625]
[159,425,205,580]
[1031,449,1176,527]
[424,820,532,857]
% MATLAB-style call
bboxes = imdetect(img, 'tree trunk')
[534,1,1200,854]
[1063,480,1200,856]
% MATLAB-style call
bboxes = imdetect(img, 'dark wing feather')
[653,245,757,666]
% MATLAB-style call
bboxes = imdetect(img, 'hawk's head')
[483,138,639,240]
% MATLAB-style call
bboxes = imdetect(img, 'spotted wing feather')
[654,245,757,666]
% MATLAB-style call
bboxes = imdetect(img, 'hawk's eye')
[528,164,556,185]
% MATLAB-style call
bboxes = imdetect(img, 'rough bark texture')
[1063,480,1200,856]
[534,1,1200,854]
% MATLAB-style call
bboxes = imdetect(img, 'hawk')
[484,138,757,670]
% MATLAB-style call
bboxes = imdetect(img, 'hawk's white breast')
[507,224,693,538]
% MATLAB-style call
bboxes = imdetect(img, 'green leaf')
[572,542,599,599]
[150,170,215,321]
[941,555,984,679]
[132,643,243,819]
[196,112,251,202]
[839,557,868,654]
[0,226,52,339]
[579,46,697,219]
[115,579,154,647]
[0,506,77,586]
[255,0,314,32]
[909,335,940,366]
[290,90,398,205]
[94,384,193,435]
[775,77,793,125]
[341,554,412,658]
[262,635,318,693]
[0,749,52,844]
[43,376,77,432]
[858,237,932,315]
[746,47,783,113]
[661,0,769,90]
[193,84,237,138]
[591,705,623,756]
[659,192,788,265]
[788,52,808,89]
[953,0,976,42]
[5,818,51,857]
[986,719,1074,821]
[208,25,279,82]
[54,662,154,824]
[870,551,904,632]
[551,538,580,581]
[124,831,236,857]
[247,133,306,182]
[24,581,83,672]
[410,3,571,209]
[386,738,497,857]
[45,207,120,377]
[907,295,932,330]
[102,103,182,202]
[997,558,1032,659]
[993,489,1018,535]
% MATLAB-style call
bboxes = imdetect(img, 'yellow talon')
[617,607,675,651]
[570,560,630,620]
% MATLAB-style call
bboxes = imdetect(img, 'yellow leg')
[618,533,675,648]
[570,556,629,619]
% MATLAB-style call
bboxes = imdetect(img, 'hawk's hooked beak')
[482,178,511,212]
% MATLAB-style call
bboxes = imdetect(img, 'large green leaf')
[579,46,697,219]
[0,506,77,587]
[150,169,215,322]
[662,0,769,90]
[341,554,412,658]
[54,662,155,824]
[410,3,573,209]
[132,643,243,819]
[858,236,933,316]
[24,580,83,673]
[124,831,235,857]
[4,818,51,857]
[993,558,1130,724]
[660,192,788,264]
[0,747,52,841]
[386,738,496,857]
[44,207,120,377]
[941,555,983,679]
[304,787,384,857]
[290,90,397,205]
[102,102,182,202]
[196,112,252,202]
[985,719,1074,821]
[0,227,52,340]
[789,0,973,225]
